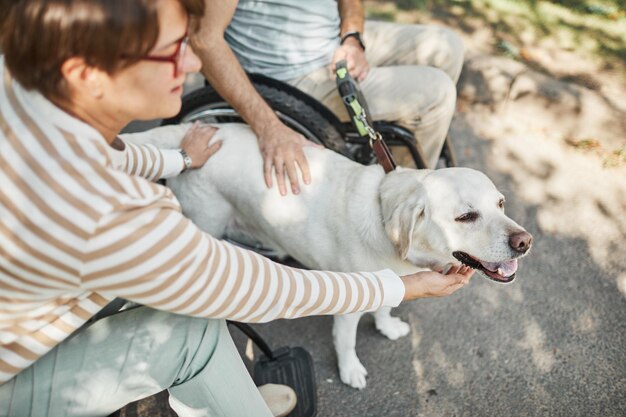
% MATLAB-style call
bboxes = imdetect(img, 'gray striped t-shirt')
[225,0,340,81]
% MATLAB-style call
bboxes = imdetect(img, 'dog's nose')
[509,231,533,253]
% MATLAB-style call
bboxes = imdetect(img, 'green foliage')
[381,0,625,76]
[393,0,625,14]
[368,9,398,21]
[546,0,625,14]
[396,0,429,10]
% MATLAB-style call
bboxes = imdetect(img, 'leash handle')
[335,60,373,134]
[335,60,396,173]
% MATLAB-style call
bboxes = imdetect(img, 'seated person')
[193,0,464,195]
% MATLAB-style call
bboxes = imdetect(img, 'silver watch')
[179,148,193,172]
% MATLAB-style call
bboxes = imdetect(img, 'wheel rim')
[181,102,322,144]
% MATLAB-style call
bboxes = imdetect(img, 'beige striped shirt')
[0,58,404,384]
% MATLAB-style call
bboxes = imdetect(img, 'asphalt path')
[122,76,625,417]
[225,117,626,417]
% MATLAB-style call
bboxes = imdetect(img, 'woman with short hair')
[0,1,473,416]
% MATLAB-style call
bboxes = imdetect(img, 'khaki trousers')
[0,307,273,417]
[288,21,464,168]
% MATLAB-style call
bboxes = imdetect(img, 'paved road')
[122,70,625,417]
[222,116,625,417]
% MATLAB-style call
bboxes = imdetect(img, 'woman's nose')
[182,44,202,74]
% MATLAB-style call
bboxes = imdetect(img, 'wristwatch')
[340,31,366,51]
[179,148,193,172]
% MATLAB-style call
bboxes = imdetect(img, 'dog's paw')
[339,357,368,389]
[375,316,410,340]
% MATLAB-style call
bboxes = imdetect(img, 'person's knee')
[440,27,464,61]
[370,66,455,126]
[155,310,223,357]
[443,28,464,81]
[120,308,225,384]
[409,67,457,122]
[423,26,464,82]
[160,310,222,350]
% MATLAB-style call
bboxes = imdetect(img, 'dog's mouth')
[452,251,518,283]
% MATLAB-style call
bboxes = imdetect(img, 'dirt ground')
[436,6,626,288]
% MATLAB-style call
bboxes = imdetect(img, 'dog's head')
[381,167,532,283]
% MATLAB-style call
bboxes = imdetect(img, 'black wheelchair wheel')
[162,75,349,155]
[162,74,456,169]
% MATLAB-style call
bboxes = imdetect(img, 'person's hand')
[181,122,222,169]
[257,120,322,196]
[400,265,474,301]
[331,38,369,82]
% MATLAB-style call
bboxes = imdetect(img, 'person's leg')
[166,318,276,417]
[290,64,456,168]
[0,307,273,417]
[363,20,464,83]
[288,21,463,168]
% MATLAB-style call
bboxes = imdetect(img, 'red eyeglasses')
[134,28,189,78]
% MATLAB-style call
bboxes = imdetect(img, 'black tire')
[162,82,348,154]
[162,77,456,170]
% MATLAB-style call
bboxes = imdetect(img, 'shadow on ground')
[120,47,625,417]
[221,115,625,417]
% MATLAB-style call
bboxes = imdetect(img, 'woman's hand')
[401,265,475,301]
[181,122,222,169]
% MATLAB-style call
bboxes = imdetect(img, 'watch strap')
[179,148,193,172]
[340,31,365,51]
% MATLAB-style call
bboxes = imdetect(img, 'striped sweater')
[0,58,404,384]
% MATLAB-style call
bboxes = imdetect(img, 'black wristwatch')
[340,31,366,51]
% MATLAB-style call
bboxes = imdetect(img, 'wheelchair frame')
[163,72,457,170]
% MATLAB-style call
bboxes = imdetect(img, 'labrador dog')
[124,123,532,389]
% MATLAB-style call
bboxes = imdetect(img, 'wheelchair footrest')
[254,346,317,417]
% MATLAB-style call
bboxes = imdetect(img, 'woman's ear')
[60,57,104,98]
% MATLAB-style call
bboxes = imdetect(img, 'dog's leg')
[373,306,410,340]
[333,312,369,389]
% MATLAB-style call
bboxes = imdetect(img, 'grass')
[365,0,626,77]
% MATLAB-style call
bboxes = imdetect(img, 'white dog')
[123,123,532,389]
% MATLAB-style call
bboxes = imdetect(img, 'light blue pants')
[0,307,273,417]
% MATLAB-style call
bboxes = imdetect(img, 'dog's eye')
[455,212,479,222]
[498,199,505,209]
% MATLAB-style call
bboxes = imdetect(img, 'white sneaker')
[258,383,297,417]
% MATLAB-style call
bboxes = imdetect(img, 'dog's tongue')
[480,259,518,277]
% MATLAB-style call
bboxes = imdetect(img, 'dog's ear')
[380,170,427,260]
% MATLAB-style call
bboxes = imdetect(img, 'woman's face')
[100,0,202,121]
